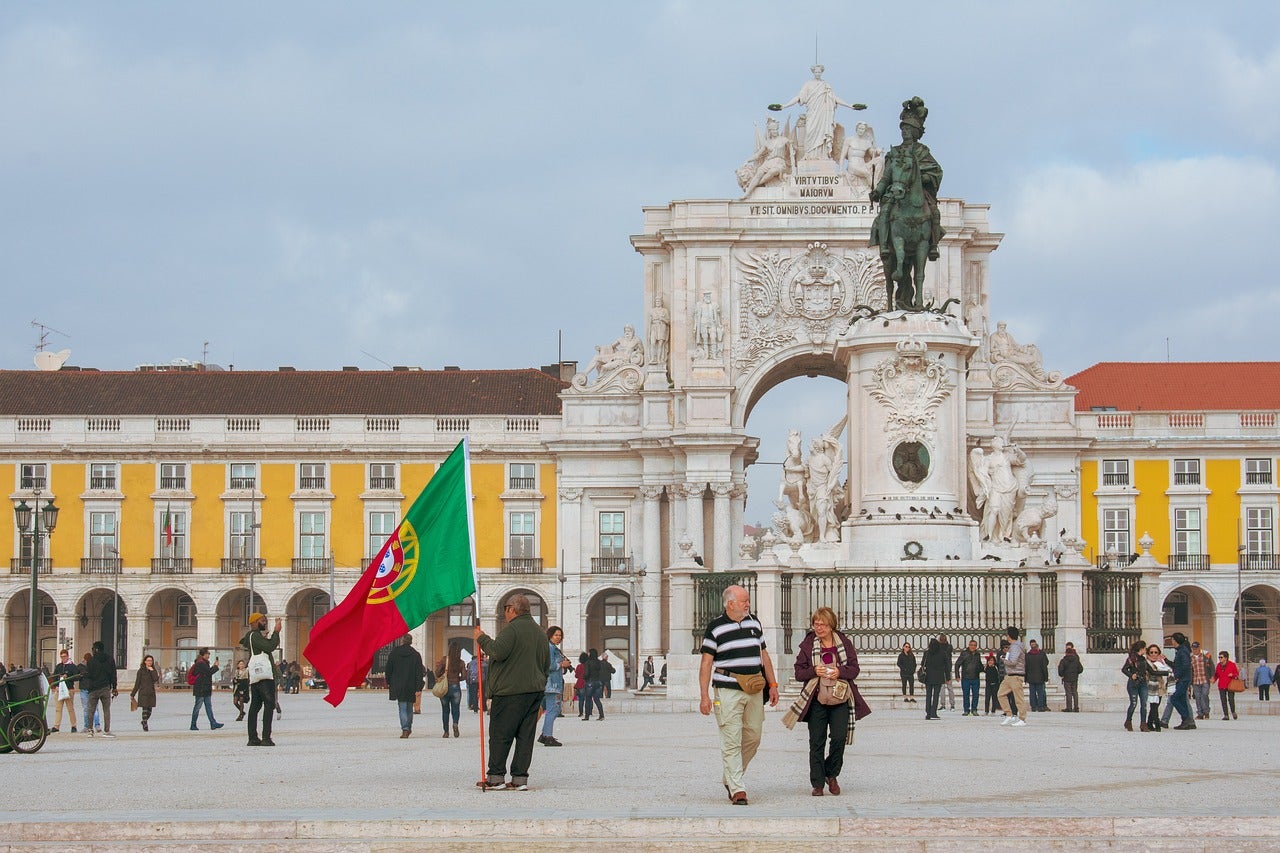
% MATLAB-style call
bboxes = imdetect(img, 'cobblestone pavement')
[9,690,1277,823]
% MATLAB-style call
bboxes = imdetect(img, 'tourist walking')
[1024,639,1049,711]
[539,625,572,747]
[574,653,590,719]
[599,651,616,699]
[386,633,426,738]
[474,594,551,791]
[1190,641,1212,719]
[582,649,605,720]
[1255,659,1273,701]
[82,640,118,739]
[641,655,656,691]
[49,648,79,733]
[896,643,917,703]
[699,584,780,806]
[1057,641,1083,712]
[1165,632,1196,729]
[188,648,225,731]
[983,652,1001,715]
[783,607,870,796]
[921,638,948,720]
[241,612,282,746]
[995,626,1028,726]
[1215,650,1240,720]
[1121,640,1152,731]
[954,639,983,716]
[1145,645,1172,732]
[79,651,100,733]
[130,654,160,731]
[435,643,466,738]
[231,660,249,721]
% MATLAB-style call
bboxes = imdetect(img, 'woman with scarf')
[1120,639,1152,731]
[783,607,870,797]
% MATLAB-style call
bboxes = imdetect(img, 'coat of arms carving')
[867,336,952,447]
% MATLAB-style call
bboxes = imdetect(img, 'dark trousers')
[1146,699,1162,730]
[1063,680,1079,711]
[924,682,941,717]
[486,691,543,784]
[806,700,850,787]
[961,678,980,713]
[1028,682,1047,711]
[1219,688,1237,717]
[583,681,604,718]
[985,680,1000,712]
[1261,684,1271,701]
[248,680,276,741]
[899,674,914,696]
[1168,679,1192,724]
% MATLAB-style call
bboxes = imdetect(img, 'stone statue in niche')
[988,322,1055,382]
[737,117,797,197]
[693,291,724,360]
[869,97,944,311]
[839,122,884,196]
[963,294,989,362]
[647,293,670,367]
[969,434,1030,543]
[768,65,866,162]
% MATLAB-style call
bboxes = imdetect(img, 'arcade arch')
[584,587,631,680]
[142,588,197,670]
[4,589,56,670]
[284,586,330,663]
[215,589,267,653]
[495,588,547,629]
[1162,585,1218,651]
[70,588,126,669]
[1237,584,1280,668]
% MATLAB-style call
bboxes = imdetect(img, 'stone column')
[559,488,583,580]
[683,482,706,563]
[752,565,785,676]
[711,482,732,571]
[1023,573,1043,646]
[1213,609,1238,660]
[195,612,218,652]
[126,606,146,672]
[665,562,701,702]
[1053,566,1087,655]
[639,486,665,657]
[730,484,747,562]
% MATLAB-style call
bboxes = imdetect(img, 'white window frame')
[603,592,630,627]
[508,511,536,558]
[368,463,397,491]
[299,511,327,559]
[1172,459,1200,486]
[229,463,257,490]
[599,511,626,558]
[176,595,196,628]
[1245,507,1274,557]
[157,507,188,558]
[88,462,117,491]
[229,510,257,559]
[1102,508,1130,556]
[299,462,327,490]
[159,462,187,490]
[368,511,397,558]
[1101,459,1130,487]
[1173,508,1201,556]
[508,463,537,490]
[1245,458,1274,486]
[89,511,118,558]
[19,462,48,491]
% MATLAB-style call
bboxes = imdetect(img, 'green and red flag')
[304,439,477,707]
[162,502,174,548]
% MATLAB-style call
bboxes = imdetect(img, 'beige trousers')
[52,695,78,729]
[996,674,1027,720]
[713,687,763,795]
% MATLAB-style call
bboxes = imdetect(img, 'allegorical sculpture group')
[773,417,848,545]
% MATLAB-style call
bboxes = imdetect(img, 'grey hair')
[721,585,747,607]
[507,593,531,616]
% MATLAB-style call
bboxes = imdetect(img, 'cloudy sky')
[4,2,1279,522]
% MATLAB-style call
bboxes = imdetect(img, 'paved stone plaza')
[5,692,1279,849]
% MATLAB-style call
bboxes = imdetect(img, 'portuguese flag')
[304,439,477,707]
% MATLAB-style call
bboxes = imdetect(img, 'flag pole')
[461,437,488,790]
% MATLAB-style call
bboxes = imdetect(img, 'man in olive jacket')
[473,594,550,790]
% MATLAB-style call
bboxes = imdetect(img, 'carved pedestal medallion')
[734,243,885,374]
[867,336,953,493]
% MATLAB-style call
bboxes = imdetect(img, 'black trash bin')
[1,668,45,708]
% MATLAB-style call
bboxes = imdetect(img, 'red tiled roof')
[0,369,565,416]
[1067,363,1280,412]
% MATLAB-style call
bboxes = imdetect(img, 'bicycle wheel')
[8,711,47,754]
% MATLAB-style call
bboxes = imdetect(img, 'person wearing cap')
[240,612,282,746]
[1189,641,1212,720]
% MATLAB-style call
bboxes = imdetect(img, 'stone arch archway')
[1237,583,1280,668]
[4,589,57,670]
[215,589,267,654]
[584,586,631,685]
[284,586,330,664]
[734,346,847,429]
[495,588,548,629]
[1162,584,1218,651]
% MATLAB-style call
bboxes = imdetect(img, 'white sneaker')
[1011,719,1027,727]
[100,732,117,738]
[1000,715,1014,726]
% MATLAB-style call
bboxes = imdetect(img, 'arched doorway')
[285,587,329,664]
[1162,585,1217,650]
[4,590,57,670]
[425,594,476,666]
[99,598,127,669]
[215,589,267,653]
[586,588,631,684]
[496,589,547,629]
[1237,584,1280,670]
[144,587,196,671]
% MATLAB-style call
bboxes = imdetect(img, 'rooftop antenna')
[202,341,210,365]
[31,320,69,352]
[360,348,394,369]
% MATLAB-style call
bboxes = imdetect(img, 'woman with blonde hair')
[783,607,870,797]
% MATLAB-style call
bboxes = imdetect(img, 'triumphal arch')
[558,68,1162,700]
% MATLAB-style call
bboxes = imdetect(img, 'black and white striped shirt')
[701,612,766,691]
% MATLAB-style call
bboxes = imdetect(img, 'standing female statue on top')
[769,65,866,162]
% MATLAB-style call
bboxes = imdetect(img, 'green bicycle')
[0,669,51,754]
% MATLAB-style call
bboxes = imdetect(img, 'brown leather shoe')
[400,730,410,738]
[1124,720,1132,731]
[1139,723,1148,732]
[811,787,824,796]
[731,791,748,806]
[827,777,841,796]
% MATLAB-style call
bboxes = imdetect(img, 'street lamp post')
[15,493,60,670]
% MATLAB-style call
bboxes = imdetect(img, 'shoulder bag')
[247,635,273,684]
[1227,676,1246,693]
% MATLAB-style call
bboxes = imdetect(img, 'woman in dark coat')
[784,606,871,797]
[921,637,949,720]
[129,654,160,731]
[896,642,917,703]
[983,653,1001,715]
[385,634,425,738]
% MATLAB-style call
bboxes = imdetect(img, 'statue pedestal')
[833,311,980,564]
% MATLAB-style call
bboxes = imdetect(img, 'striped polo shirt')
[701,612,766,691]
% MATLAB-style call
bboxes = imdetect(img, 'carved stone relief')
[988,321,1064,390]
[568,324,645,394]
[866,337,953,493]
[734,243,886,374]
